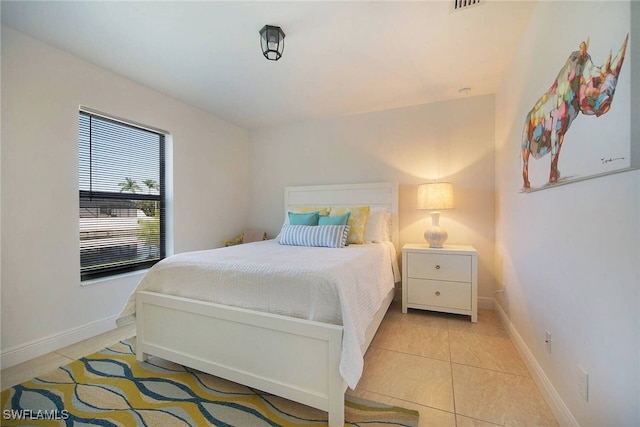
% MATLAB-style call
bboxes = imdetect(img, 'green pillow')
[318,212,351,226]
[288,211,320,226]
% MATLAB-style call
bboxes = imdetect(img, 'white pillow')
[364,208,392,243]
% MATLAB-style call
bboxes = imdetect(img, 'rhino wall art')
[521,34,630,191]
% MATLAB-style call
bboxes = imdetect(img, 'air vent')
[453,0,482,11]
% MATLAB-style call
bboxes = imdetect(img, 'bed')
[121,182,399,426]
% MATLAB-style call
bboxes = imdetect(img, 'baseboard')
[494,301,579,427]
[478,296,494,310]
[1,315,117,369]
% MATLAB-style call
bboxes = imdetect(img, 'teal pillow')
[288,211,320,226]
[318,212,351,226]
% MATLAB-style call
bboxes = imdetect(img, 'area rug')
[1,339,419,426]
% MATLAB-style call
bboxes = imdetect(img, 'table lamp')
[417,182,455,248]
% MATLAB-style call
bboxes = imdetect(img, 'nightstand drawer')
[407,252,471,282]
[407,278,471,310]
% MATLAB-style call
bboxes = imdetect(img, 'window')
[79,110,166,281]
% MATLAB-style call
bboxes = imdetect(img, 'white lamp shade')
[417,182,455,210]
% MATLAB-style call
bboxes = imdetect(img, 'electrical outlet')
[578,366,589,401]
[544,330,551,354]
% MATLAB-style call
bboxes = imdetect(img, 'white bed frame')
[135,182,398,426]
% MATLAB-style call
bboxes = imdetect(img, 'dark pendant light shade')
[259,25,286,61]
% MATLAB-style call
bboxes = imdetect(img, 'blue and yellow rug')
[1,339,419,426]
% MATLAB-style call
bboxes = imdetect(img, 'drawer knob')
[435,265,441,270]
[435,291,441,296]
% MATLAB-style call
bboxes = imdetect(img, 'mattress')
[118,239,399,388]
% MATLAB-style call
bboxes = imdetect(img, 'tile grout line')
[448,318,514,427]
[54,352,76,363]
[370,341,452,364]
[447,323,459,427]
[354,385,457,419]
[450,360,532,378]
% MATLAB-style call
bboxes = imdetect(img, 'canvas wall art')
[520,3,638,192]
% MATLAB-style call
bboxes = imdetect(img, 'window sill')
[81,269,149,287]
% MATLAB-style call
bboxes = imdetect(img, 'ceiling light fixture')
[259,25,286,61]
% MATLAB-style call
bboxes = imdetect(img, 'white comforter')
[118,239,399,388]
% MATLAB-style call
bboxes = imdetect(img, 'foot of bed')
[136,351,148,362]
[328,396,345,427]
[328,410,344,427]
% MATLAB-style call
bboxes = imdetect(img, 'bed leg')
[327,395,345,427]
[136,350,148,362]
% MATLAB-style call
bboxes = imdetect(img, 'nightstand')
[402,243,478,322]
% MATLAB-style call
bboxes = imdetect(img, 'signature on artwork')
[601,157,625,164]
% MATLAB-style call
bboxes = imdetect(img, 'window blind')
[79,111,165,280]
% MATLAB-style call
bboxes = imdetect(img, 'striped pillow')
[278,224,350,248]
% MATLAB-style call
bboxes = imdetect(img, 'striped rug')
[1,339,419,426]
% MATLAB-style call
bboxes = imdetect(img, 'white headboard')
[284,182,399,250]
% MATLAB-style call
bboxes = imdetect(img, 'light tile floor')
[348,302,558,427]
[1,303,557,427]
[1,323,137,391]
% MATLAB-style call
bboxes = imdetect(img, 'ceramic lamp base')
[424,211,448,248]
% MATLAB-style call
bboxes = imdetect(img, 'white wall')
[494,1,639,425]
[1,27,250,365]
[247,95,496,301]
